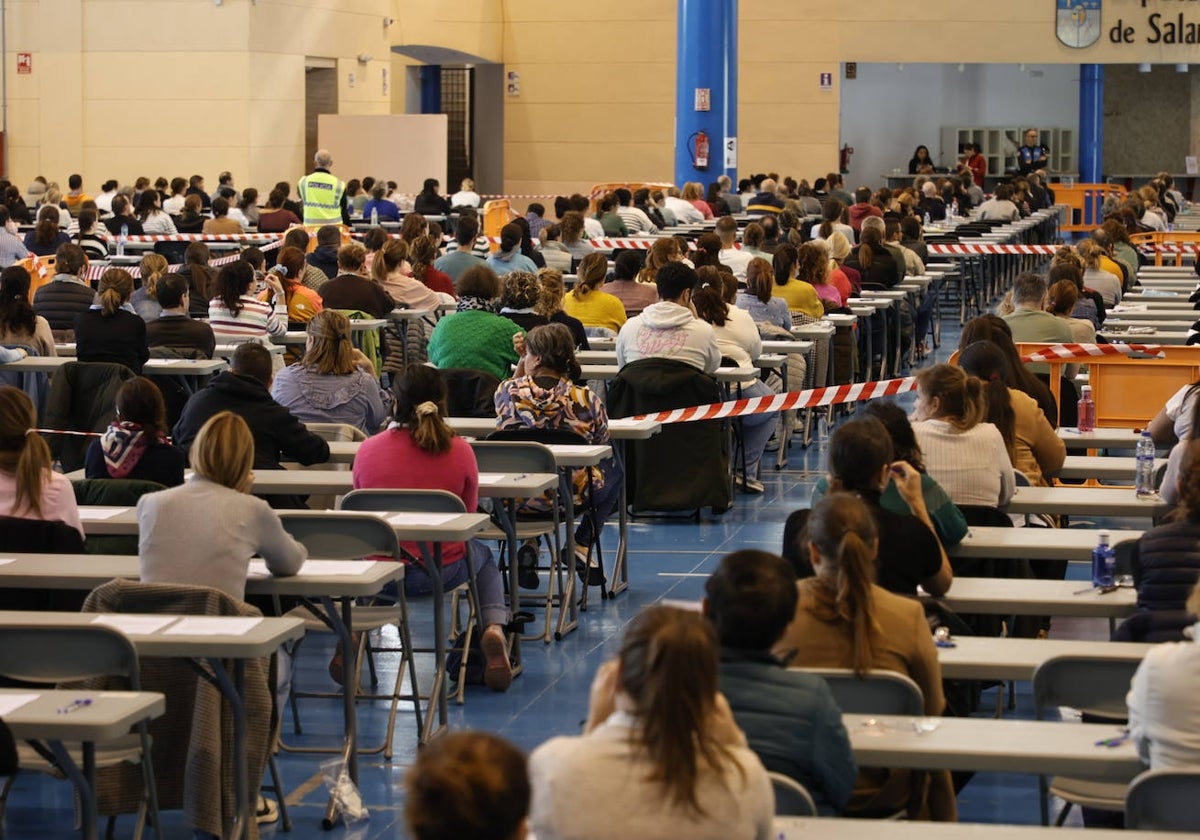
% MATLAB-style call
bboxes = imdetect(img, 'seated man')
[433,214,487,283]
[317,241,395,319]
[704,549,857,816]
[102,195,144,236]
[977,183,1020,222]
[615,261,720,373]
[1002,271,1074,374]
[848,187,882,233]
[32,243,95,333]
[146,273,216,358]
[305,224,342,280]
[174,342,330,507]
[201,196,243,235]
[715,215,752,279]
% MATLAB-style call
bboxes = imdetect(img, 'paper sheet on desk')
[0,693,39,717]
[91,615,177,635]
[0,559,15,566]
[248,559,375,578]
[162,617,263,636]
[386,512,459,526]
[477,474,505,485]
[78,507,129,520]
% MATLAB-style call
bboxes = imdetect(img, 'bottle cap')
[1081,384,1091,395]
[1141,430,1152,437]
[1099,531,1109,543]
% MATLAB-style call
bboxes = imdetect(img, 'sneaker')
[516,541,540,590]
[739,476,765,494]
[480,625,513,692]
[256,795,279,825]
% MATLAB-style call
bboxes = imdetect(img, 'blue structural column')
[419,66,442,114]
[675,0,737,187]
[1079,64,1103,184]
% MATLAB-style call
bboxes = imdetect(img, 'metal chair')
[304,422,368,443]
[790,667,925,715]
[338,489,484,705]
[0,625,161,840]
[1125,769,1200,832]
[276,511,422,758]
[769,771,817,817]
[1032,655,1143,826]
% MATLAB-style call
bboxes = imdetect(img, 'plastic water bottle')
[1135,431,1157,498]
[950,199,959,220]
[924,211,932,226]
[1076,384,1095,432]
[1091,532,1115,589]
[370,206,379,227]
[117,223,128,257]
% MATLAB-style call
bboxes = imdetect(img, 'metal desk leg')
[419,547,448,744]
[610,439,630,596]
[489,501,532,658]
[47,740,98,840]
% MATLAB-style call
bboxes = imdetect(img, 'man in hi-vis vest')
[297,149,350,226]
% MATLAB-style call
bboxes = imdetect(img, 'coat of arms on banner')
[1057,0,1102,48]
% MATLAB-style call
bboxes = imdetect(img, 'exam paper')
[162,617,263,636]
[91,615,177,635]
[0,693,39,717]
[77,507,129,520]
[386,512,459,527]
[248,559,375,577]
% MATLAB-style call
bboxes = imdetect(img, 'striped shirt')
[208,295,287,339]
[616,206,659,234]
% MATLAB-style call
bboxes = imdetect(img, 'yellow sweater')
[771,279,823,319]
[561,290,628,333]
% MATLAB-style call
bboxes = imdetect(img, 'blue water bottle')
[1091,532,1115,589]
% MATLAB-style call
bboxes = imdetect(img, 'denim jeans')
[402,539,508,628]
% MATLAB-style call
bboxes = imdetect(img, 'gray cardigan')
[137,475,306,601]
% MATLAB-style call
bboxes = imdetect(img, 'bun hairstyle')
[571,252,608,300]
[915,362,986,431]
[0,385,53,518]
[97,269,134,316]
[616,606,738,815]
[803,492,880,675]
[392,364,454,454]
[524,322,581,381]
[138,254,169,300]
[957,341,1016,455]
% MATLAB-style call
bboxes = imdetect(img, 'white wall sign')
[724,137,738,169]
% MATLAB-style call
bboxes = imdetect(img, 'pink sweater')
[352,429,478,565]
[0,470,84,538]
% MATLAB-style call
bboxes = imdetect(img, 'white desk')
[922,577,1137,619]
[1101,330,1191,345]
[56,343,283,358]
[936,635,1152,682]
[444,415,662,442]
[760,339,814,354]
[1005,486,1170,518]
[277,319,387,344]
[1105,307,1196,322]
[774,818,1159,840]
[1057,455,1166,481]
[1057,428,1151,450]
[580,363,758,383]
[841,713,1141,781]
[950,526,1144,562]
[0,356,226,376]
[0,688,165,840]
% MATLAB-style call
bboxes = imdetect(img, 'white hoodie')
[615,301,721,373]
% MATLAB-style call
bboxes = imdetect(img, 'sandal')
[480,625,513,692]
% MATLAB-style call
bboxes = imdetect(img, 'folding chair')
[276,512,422,757]
[769,771,818,817]
[1032,655,1143,826]
[0,625,161,840]
[338,489,485,706]
[1125,769,1200,832]
[789,667,925,716]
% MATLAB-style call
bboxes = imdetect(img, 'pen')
[57,698,92,715]
[1095,729,1130,748]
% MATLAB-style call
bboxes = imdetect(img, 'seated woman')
[1127,576,1200,769]
[1149,377,1200,449]
[208,259,288,342]
[911,363,1015,515]
[535,268,589,350]
[373,238,442,311]
[487,223,539,276]
[74,269,149,374]
[130,254,169,323]
[1044,280,1095,381]
[529,606,773,839]
[407,235,456,299]
[23,205,70,257]
[809,417,952,597]
[352,365,513,691]
[812,401,967,550]
[777,492,955,821]
[497,270,549,334]
[495,323,623,583]
[960,314,1058,428]
[405,732,530,840]
[799,241,842,310]
[262,246,322,327]
[137,411,306,601]
[692,271,776,493]
[0,385,82,538]
[958,341,1065,488]
[771,244,823,320]
[0,265,55,356]
[428,264,522,381]
[561,252,627,335]
[734,256,791,332]
[73,207,109,261]
[270,310,390,434]
[84,377,185,486]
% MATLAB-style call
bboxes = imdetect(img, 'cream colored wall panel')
[82,99,250,148]
[81,53,250,100]
[249,145,307,197]
[506,104,670,144]
[740,26,841,63]
[251,2,394,63]
[393,0,503,62]
[83,149,250,185]
[503,63,673,104]
[9,148,44,184]
[740,103,840,144]
[248,101,304,151]
[7,0,42,49]
[80,1,248,51]
[738,143,839,181]
[503,22,674,63]
[504,0,671,24]
[505,142,672,183]
[740,67,840,105]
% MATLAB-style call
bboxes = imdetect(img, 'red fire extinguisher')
[689,130,710,170]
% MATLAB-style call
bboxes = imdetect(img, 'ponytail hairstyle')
[772,244,798,287]
[183,241,214,302]
[857,226,882,270]
[616,605,737,815]
[0,265,36,336]
[1045,279,1078,316]
[0,385,52,518]
[272,246,307,291]
[744,257,774,304]
[524,323,581,381]
[571,252,608,300]
[690,266,728,327]
[301,310,356,375]
[137,254,169,301]
[371,238,408,285]
[392,364,454,454]
[915,362,986,431]
[795,242,828,285]
[75,207,99,237]
[817,198,844,239]
[97,269,134,317]
[1075,239,1102,270]
[407,235,438,281]
[803,492,880,676]
[216,260,255,316]
[827,416,893,498]
[863,401,926,473]
[499,222,522,254]
[34,204,60,246]
[535,268,566,317]
[637,238,681,284]
[958,341,1016,456]
[399,212,428,242]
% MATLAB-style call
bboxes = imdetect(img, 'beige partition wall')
[317,114,447,195]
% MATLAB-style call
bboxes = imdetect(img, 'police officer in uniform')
[297,149,350,226]
[1016,128,1049,176]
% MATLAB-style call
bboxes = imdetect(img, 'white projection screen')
[317,114,448,196]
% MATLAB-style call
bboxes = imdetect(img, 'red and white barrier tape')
[630,343,1166,425]
[26,239,283,283]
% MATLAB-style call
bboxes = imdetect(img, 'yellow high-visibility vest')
[297,170,345,225]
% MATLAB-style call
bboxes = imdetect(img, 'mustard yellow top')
[561,289,628,333]
[771,279,823,319]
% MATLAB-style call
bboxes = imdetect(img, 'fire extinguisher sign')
[724,137,737,169]
[694,87,711,111]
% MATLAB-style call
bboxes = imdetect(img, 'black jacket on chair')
[607,358,731,513]
[1130,520,1200,612]
[43,361,136,472]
